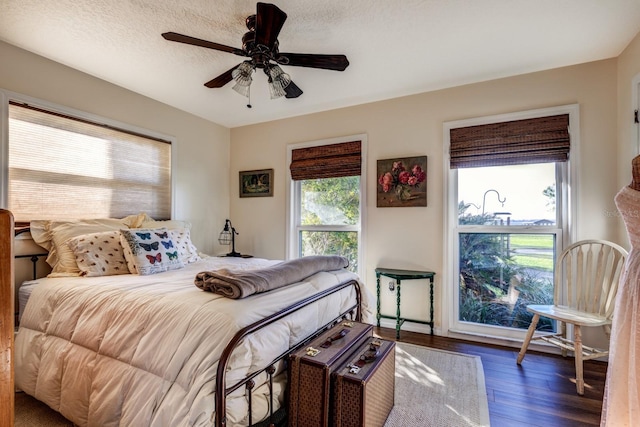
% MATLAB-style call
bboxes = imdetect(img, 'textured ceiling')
[1,0,640,128]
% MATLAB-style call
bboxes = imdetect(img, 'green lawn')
[509,234,554,249]
[509,234,554,271]
[512,255,553,270]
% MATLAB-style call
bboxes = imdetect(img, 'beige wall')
[231,58,620,339]
[0,41,230,255]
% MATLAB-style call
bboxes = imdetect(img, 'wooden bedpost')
[0,209,14,426]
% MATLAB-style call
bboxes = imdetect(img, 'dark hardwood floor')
[375,327,606,427]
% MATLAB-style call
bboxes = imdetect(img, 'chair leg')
[560,321,567,357]
[517,314,539,364]
[574,325,584,395]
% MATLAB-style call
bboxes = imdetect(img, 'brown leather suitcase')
[331,338,396,427]
[288,321,373,427]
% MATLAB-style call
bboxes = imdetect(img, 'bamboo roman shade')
[290,140,361,180]
[449,114,570,168]
[8,102,172,222]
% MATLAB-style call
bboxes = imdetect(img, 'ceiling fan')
[162,2,349,105]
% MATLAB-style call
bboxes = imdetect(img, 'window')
[287,135,366,275]
[457,164,561,332]
[1,94,174,222]
[444,106,578,340]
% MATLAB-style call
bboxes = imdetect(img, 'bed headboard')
[14,227,49,281]
[1,209,15,426]
[12,227,49,330]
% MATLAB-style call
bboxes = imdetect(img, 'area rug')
[385,342,491,427]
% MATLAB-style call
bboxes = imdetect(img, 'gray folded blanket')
[194,255,349,299]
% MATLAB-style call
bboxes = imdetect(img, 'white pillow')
[120,228,184,275]
[29,220,54,251]
[49,219,132,276]
[169,228,201,264]
[67,231,129,277]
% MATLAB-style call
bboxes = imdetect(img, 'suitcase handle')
[354,341,382,368]
[360,345,380,363]
[320,328,349,348]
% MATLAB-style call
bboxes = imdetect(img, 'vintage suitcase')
[288,321,373,427]
[331,338,396,427]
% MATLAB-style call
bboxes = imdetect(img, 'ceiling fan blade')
[162,32,245,56]
[284,81,303,99]
[255,2,287,50]
[277,53,349,71]
[204,64,240,88]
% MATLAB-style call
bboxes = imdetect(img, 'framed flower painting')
[377,156,427,207]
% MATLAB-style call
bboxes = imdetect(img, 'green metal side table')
[375,267,436,338]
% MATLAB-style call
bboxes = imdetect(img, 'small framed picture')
[377,156,427,207]
[239,169,274,198]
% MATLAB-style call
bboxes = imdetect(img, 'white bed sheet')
[15,256,373,426]
[18,279,38,322]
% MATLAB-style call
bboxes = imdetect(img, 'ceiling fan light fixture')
[232,61,255,87]
[267,64,291,99]
[269,64,291,87]
[232,82,251,97]
[268,79,286,99]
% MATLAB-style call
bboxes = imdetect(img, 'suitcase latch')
[305,346,321,357]
[347,363,361,374]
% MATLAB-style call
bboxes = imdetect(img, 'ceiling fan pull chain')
[247,87,252,109]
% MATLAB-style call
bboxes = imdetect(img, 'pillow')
[31,213,147,251]
[121,212,150,228]
[48,219,133,276]
[169,228,201,264]
[67,231,129,277]
[140,218,193,230]
[120,228,184,275]
[31,213,150,277]
[30,219,63,269]
[29,220,54,251]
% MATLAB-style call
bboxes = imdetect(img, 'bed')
[13,214,373,427]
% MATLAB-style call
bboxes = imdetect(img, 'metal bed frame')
[217,279,361,426]
[14,228,363,427]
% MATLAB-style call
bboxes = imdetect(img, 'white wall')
[0,40,230,255]
[230,58,621,345]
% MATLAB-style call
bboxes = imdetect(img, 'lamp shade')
[218,219,241,257]
[218,229,232,245]
[232,61,254,85]
[268,64,291,99]
[232,82,251,97]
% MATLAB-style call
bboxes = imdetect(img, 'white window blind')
[8,102,171,222]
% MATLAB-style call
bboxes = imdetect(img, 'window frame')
[0,88,178,218]
[286,134,367,277]
[443,104,579,343]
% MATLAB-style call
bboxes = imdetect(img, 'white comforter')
[15,256,373,426]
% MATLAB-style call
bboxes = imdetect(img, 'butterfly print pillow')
[120,227,184,275]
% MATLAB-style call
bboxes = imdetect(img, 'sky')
[457,163,556,222]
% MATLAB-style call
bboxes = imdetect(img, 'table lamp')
[218,219,242,257]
